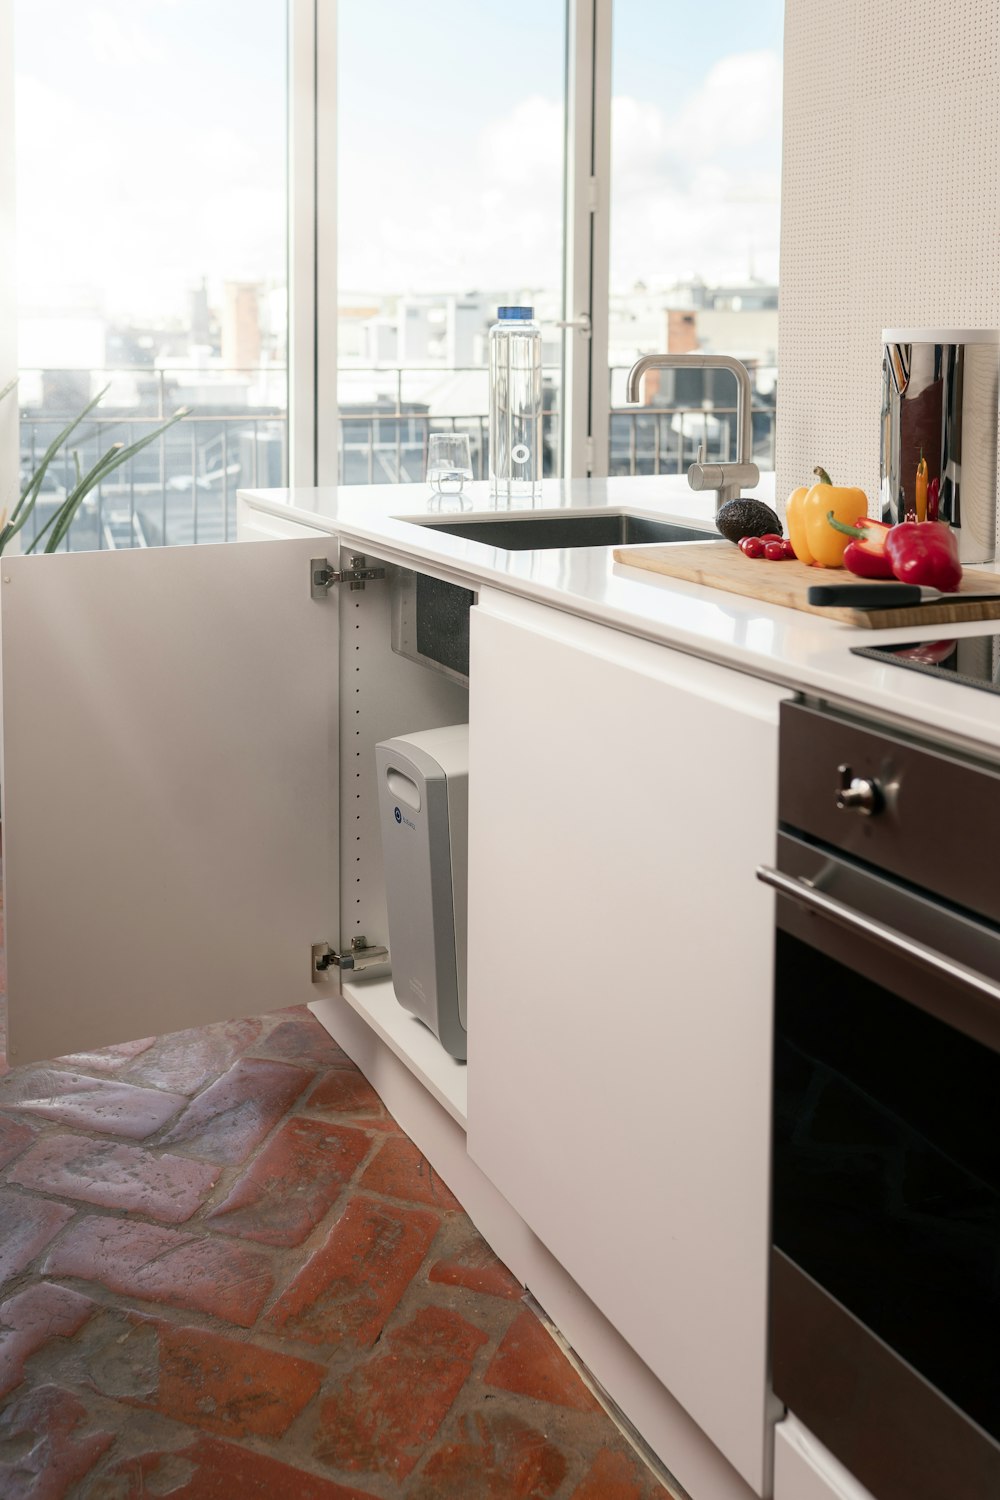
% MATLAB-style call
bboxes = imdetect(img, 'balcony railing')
[17,366,286,552]
[16,363,776,550]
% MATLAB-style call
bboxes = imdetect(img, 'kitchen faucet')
[625,353,760,511]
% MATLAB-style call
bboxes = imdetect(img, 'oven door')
[758,835,1000,1500]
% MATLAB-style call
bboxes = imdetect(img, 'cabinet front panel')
[466,594,787,1494]
[2,539,339,1062]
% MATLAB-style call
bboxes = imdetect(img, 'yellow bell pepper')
[785,484,814,565]
[805,467,869,568]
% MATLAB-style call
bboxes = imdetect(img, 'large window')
[336,0,567,485]
[13,0,288,547]
[607,2,783,477]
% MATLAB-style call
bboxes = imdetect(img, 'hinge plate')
[311,555,386,600]
[312,937,390,981]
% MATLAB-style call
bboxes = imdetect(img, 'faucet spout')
[625,351,760,511]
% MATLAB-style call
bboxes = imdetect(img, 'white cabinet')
[0,535,467,1064]
[465,588,788,1495]
[775,1419,876,1500]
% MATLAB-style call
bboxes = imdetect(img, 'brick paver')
[157,1055,312,1163]
[359,1134,462,1211]
[0,1283,96,1399]
[43,1215,275,1326]
[8,1134,220,1222]
[206,1115,370,1247]
[0,1190,73,1283]
[0,1383,114,1499]
[408,1410,569,1499]
[314,1305,489,1481]
[266,1195,441,1349]
[101,1434,381,1500]
[485,1308,602,1412]
[0,1065,186,1137]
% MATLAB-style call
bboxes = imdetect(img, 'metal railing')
[16,361,777,550]
[17,366,286,551]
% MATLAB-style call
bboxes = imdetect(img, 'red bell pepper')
[885,520,962,592]
[825,513,895,578]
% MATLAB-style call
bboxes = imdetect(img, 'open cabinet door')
[1,537,339,1064]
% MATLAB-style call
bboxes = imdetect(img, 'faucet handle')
[697,442,707,465]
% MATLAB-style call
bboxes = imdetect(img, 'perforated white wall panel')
[778,0,1000,533]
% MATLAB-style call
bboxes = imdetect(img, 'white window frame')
[0,0,17,506]
[562,0,611,477]
[294,0,612,487]
[288,0,337,488]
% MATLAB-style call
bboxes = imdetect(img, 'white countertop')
[238,476,1000,754]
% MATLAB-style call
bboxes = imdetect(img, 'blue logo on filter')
[394,806,402,824]
[394,804,416,831]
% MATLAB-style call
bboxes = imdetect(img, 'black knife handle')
[807,583,923,608]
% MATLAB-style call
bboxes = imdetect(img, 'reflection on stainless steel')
[880,328,1000,563]
[625,352,760,510]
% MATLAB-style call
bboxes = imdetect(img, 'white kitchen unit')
[466,587,788,1494]
[774,1419,876,1500]
[6,476,1000,1500]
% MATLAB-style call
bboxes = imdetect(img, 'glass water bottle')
[488,306,542,501]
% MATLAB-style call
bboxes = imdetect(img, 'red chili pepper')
[927,477,940,522]
[824,513,895,578]
[885,520,962,592]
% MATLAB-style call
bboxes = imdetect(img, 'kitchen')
[1,3,999,1499]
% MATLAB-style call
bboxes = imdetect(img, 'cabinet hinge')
[311,555,386,599]
[587,174,598,213]
[584,435,595,473]
[312,937,390,981]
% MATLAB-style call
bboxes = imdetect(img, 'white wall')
[0,0,16,518]
[777,0,1000,514]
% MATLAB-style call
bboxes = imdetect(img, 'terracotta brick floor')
[0,897,675,1497]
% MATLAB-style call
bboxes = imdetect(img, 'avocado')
[716,497,782,544]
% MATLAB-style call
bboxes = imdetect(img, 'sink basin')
[411,511,717,551]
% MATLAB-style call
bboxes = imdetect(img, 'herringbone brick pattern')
[0,886,674,1498]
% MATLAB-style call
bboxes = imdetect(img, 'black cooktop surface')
[852,633,1000,695]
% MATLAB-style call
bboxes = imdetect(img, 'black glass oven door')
[760,835,1000,1500]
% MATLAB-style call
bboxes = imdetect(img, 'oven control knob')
[836,763,883,816]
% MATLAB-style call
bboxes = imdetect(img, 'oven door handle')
[756,864,1000,1007]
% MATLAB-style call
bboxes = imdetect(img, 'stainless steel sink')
[411,511,717,551]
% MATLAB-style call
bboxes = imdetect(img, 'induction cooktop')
[852,633,1000,695]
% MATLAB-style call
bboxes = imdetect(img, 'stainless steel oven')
[758,701,1000,1500]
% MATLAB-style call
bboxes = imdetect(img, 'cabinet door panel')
[775,1419,876,1500]
[1,539,339,1063]
[466,593,787,1494]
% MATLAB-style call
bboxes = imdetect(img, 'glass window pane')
[608,5,783,478]
[337,0,566,486]
[14,0,288,549]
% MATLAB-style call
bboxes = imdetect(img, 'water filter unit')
[375,725,468,1061]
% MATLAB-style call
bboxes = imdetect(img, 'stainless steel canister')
[881,328,1000,563]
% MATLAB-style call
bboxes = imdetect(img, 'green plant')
[0,376,188,554]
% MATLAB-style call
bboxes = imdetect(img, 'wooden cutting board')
[612,540,1000,629]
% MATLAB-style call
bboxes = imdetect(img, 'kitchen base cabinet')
[465,588,788,1496]
[774,1419,876,1500]
[0,533,466,1065]
[0,511,780,1500]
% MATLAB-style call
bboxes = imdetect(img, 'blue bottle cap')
[497,306,534,320]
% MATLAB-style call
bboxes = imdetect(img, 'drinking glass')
[426,433,473,493]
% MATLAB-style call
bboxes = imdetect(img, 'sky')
[14,0,784,333]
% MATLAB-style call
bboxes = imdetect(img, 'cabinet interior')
[333,545,471,1119]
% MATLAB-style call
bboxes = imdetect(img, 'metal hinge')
[584,435,595,473]
[312,937,390,981]
[311,555,386,599]
[587,174,598,212]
